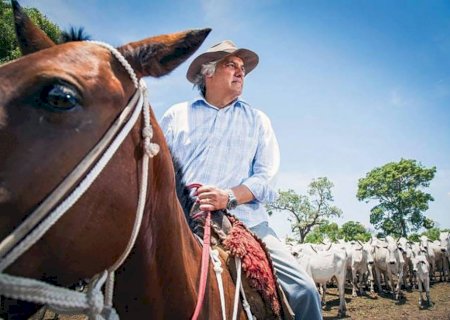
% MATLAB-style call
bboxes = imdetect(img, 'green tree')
[304,221,341,244]
[267,177,342,243]
[357,159,436,237]
[340,221,372,242]
[0,0,61,64]
[421,227,440,241]
[408,233,420,242]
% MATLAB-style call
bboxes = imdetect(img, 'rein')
[188,184,251,320]
[191,211,212,320]
[187,183,212,320]
[0,41,159,319]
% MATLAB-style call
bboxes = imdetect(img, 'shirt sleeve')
[242,111,280,204]
[159,109,174,150]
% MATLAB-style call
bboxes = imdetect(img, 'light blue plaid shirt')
[160,96,280,228]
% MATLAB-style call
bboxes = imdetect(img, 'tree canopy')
[304,221,340,243]
[267,177,342,243]
[357,158,436,237]
[0,0,61,64]
[340,221,372,242]
[420,227,441,242]
[303,220,371,243]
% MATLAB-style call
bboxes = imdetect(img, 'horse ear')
[118,28,211,78]
[12,0,56,55]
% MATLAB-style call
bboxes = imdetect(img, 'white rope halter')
[0,41,159,319]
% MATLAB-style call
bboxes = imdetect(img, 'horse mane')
[171,154,195,223]
[60,27,91,42]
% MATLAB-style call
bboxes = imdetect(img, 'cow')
[372,236,404,300]
[397,237,414,288]
[439,232,450,282]
[295,248,348,317]
[411,253,432,308]
[348,241,375,296]
[431,239,449,282]
[419,235,436,281]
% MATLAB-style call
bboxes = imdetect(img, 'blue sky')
[21,0,450,237]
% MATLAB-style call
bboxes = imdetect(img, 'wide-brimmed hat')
[186,40,259,83]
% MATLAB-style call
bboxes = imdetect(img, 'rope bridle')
[0,41,159,320]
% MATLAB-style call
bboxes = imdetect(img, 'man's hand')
[195,185,229,211]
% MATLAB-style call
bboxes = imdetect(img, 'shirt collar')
[191,95,248,110]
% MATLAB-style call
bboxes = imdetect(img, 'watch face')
[228,199,238,210]
[227,190,238,210]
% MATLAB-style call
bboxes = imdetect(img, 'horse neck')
[115,123,202,318]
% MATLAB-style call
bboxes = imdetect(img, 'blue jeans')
[250,222,323,320]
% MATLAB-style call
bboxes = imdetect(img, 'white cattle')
[439,232,450,282]
[397,237,414,288]
[419,235,436,281]
[431,239,449,282]
[296,248,347,317]
[440,232,450,255]
[287,242,323,257]
[331,241,353,282]
[411,254,432,307]
[364,241,376,292]
[348,241,375,296]
[372,236,404,299]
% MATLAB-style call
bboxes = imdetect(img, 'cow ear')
[118,28,211,79]
[12,0,56,55]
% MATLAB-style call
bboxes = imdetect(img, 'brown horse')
[0,2,254,319]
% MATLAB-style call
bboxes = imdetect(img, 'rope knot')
[144,141,160,157]
[210,250,223,273]
[213,264,223,273]
[142,126,153,139]
[211,249,220,258]
[86,272,107,319]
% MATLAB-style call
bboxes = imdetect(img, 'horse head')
[0,2,210,318]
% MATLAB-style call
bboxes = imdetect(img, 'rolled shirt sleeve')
[242,111,280,204]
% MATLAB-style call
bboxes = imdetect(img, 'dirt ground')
[30,281,450,320]
[322,281,450,320]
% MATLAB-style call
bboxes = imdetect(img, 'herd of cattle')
[284,232,450,317]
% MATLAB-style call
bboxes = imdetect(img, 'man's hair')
[192,60,218,96]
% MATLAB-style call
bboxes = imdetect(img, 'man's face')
[207,56,245,98]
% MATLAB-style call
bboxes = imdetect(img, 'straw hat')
[186,40,259,83]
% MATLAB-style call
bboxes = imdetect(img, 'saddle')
[190,205,294,320]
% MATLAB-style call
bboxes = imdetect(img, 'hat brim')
[186,48,259,83]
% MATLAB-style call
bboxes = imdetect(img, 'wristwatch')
[226,189,238,210]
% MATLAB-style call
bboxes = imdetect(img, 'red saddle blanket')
[222,216,281,317]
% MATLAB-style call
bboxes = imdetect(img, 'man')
[160,40,322,320]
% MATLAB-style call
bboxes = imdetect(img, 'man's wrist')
[226,189,238,210]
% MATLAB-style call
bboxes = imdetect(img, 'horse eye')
[40,83,80,111]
